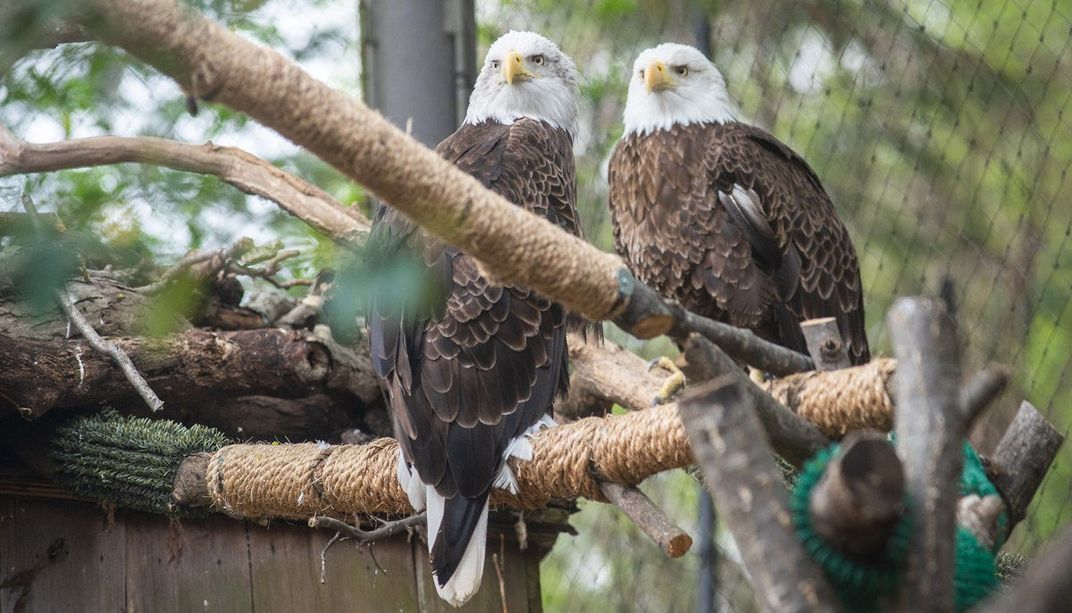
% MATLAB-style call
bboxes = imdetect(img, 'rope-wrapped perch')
[198,405,693,518]
[187,360,900,519]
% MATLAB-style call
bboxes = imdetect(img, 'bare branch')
[959,363,1013,425]
[888,297,963,612]
[988,401,1064,529]
[307,514,425,543]
[682,333,829,467]
[19,191,164,413]
[53,287,164,412]
[598,482,692,558]
[0,124,368,245]
[679,376,838,611]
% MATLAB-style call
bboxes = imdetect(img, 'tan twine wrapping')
[204,360,897,519]
[207,405,691,518]
[763,358,897,437]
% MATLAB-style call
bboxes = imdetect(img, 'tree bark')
[0,328,377,419]
[801,317,851,371]
[682,333,829,467]
[988,400,1064,529]
[679,376,837,612]
[888,297,963,612]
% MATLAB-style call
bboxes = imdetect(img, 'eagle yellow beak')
[645,60,673,92]
[503,51,531,84]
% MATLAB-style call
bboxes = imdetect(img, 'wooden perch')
[682,333,829,467]
[0,328,378,418]
[0,124,368,245]
[679,377,837,612]
[988,400,1064,529]
[888,297,964,612]
[598,482,692,558]
[809,431,905,558]
[801,317,851,371]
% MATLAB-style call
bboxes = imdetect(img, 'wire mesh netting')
[469,1,1072,610]
[2,0,1071,610]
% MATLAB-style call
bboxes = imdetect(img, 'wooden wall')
[0,495,545,612]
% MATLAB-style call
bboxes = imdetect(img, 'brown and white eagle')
[609,43,869,365]
[366,31,582,606]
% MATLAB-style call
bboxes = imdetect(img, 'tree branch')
[679,377,838,611]
[987,400,1064,530]
[307,514,426,544]
[0,124,368,245]
[888,297,964,612]
[681,333,829,467]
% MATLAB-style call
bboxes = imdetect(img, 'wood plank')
[416,530,535,613]
[0,498,125,613]
[0,495,16,613]
[124,512,253,613]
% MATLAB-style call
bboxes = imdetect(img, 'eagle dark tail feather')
[428,488,490,606]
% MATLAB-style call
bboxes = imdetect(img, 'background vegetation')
[2,0,1070,610]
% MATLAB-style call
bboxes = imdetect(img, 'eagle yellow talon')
[648,356,687,405]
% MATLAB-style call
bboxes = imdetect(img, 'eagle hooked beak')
[645,60,673,93]
[503,51,531,84]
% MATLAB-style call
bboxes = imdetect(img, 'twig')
[669,304,814,376]
[597,481,692,558]
[0,123,368,245]
[20,192,164,413]
[888,297,963,612]
[319,531,345,584]
[54,288,164,412]
[307,513,425,544]
[679,376,838,611]
[493,549,509,613]
[959,363,1013,424]
[136,238,254,294]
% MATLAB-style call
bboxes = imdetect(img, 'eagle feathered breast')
[367,118,580,585]
[609,121,870,364]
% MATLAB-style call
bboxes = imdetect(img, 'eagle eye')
[490,60,501,70]
[675,65,689,77]
[530,54,545,66]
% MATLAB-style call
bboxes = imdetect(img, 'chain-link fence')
[466,1,1072,610]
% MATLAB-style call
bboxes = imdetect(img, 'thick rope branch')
[0,124,368,244]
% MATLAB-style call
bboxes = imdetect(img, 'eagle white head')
[463,31,579,135]
[623,43,737,136]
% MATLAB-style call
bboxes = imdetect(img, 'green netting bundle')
[49,410,232,515]
[791,439,1005,612]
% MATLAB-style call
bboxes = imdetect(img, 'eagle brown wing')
[367,118,578,576]
[608,122,869,364]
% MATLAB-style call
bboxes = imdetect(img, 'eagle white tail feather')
[396,450,427,511]
[427,488,489,607]
[494,414,557,494]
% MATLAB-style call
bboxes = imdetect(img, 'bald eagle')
[609,43,869,365]
[367,31,582,606]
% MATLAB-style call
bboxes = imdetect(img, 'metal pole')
[359,0,476,148]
